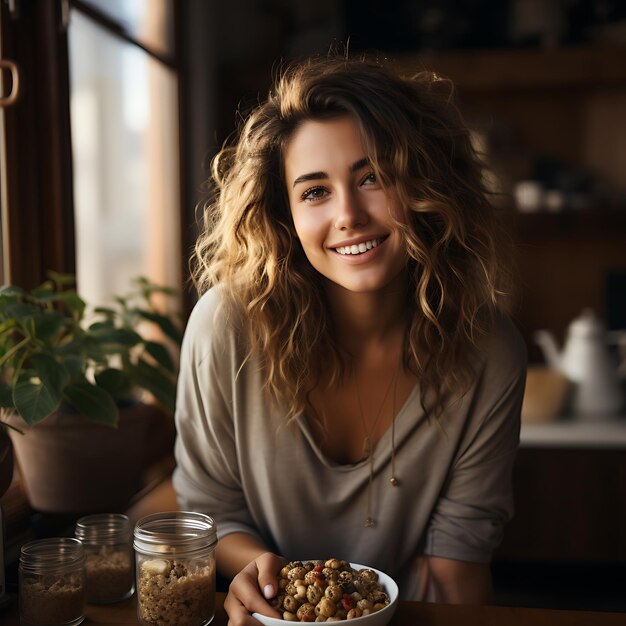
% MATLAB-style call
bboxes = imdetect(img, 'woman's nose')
[334,190,368,230]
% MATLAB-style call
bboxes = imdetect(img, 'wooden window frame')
[1,0,76,290]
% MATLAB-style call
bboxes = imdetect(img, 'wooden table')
[3,592,626,625]
[4,475,625,624]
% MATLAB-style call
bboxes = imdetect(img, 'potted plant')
[0,272,182,513]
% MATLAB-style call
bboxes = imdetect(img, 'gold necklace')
[353,360,401,528]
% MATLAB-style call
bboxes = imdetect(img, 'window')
[68,1,181,307]
[0,0,183,311]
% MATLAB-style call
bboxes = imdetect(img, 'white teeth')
[335,238,381,255]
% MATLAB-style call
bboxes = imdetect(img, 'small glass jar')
[19,537,85,626]
[75,513,134,604]
[134,511,217,626]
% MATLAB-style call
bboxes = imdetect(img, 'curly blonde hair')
[193,55,512,420]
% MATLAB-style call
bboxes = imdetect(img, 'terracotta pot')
[7,402,156,514]
[0,428,14,497]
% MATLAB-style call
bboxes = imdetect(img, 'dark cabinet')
[497,447,626,562]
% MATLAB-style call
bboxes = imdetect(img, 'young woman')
[173,55,527,624]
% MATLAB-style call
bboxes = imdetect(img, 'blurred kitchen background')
[1,0,626,614]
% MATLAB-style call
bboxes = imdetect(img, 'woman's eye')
[361,172,377,186]
[301,186,328,201]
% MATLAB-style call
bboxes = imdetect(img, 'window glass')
[69,8,181,308]
[77,0,175,60]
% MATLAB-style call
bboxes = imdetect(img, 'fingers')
[224,591,264,626]
[256,552,288,603]
[225,553,286,625]
[231,572,281,619]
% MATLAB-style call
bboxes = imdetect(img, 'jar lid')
[133,511,217,556]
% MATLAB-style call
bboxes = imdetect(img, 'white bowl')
[253,562,399,626]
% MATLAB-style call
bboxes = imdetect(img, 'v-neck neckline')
[297,382,421,470]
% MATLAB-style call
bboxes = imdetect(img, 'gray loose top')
[173,289,527,599]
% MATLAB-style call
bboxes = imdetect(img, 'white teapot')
[534,309,624,416]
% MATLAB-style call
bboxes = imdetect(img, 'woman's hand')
[224,552,287,626]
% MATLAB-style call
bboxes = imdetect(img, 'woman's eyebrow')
[292,170,327,187]
[291,157,370,188]
[349,157,370,172]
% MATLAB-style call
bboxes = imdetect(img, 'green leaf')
[95,368,133,400]
[30,281,57,301]
[56,337,85,359]
[59,291,86,318]
[47,271,76,287]
[33,312,65,342]
[88,321,115,332]
[62,379,119,427]
[144,341,175,372]
[0,319,18,336]
[90,327,143,346]
[0,335,30,369]
[0,285,24,297]
[0,296,21,312]
[135,310,183,344]
[0,289,24,311]
[133,276,178,298]
[30,353,70,396]
[93,307,117,320]
[133,358,176,413]
[61,355,85,380]
[13,372,61,426]
[3,302,40,322]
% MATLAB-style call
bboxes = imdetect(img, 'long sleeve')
[172,291,262,542]
[423,316,527,563]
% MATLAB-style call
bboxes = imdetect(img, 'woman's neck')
[324,274,409,360]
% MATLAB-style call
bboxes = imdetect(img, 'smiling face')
[284,116,408,295]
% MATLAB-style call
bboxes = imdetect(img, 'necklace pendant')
[363,436,372,456]
[389,476,399,487]
[365,516,376,528]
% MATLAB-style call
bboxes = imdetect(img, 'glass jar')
[19,537,85,626]
[134,511,217,626]
[75,513,134,604]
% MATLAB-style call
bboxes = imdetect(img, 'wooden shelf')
[394,45,626,91]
